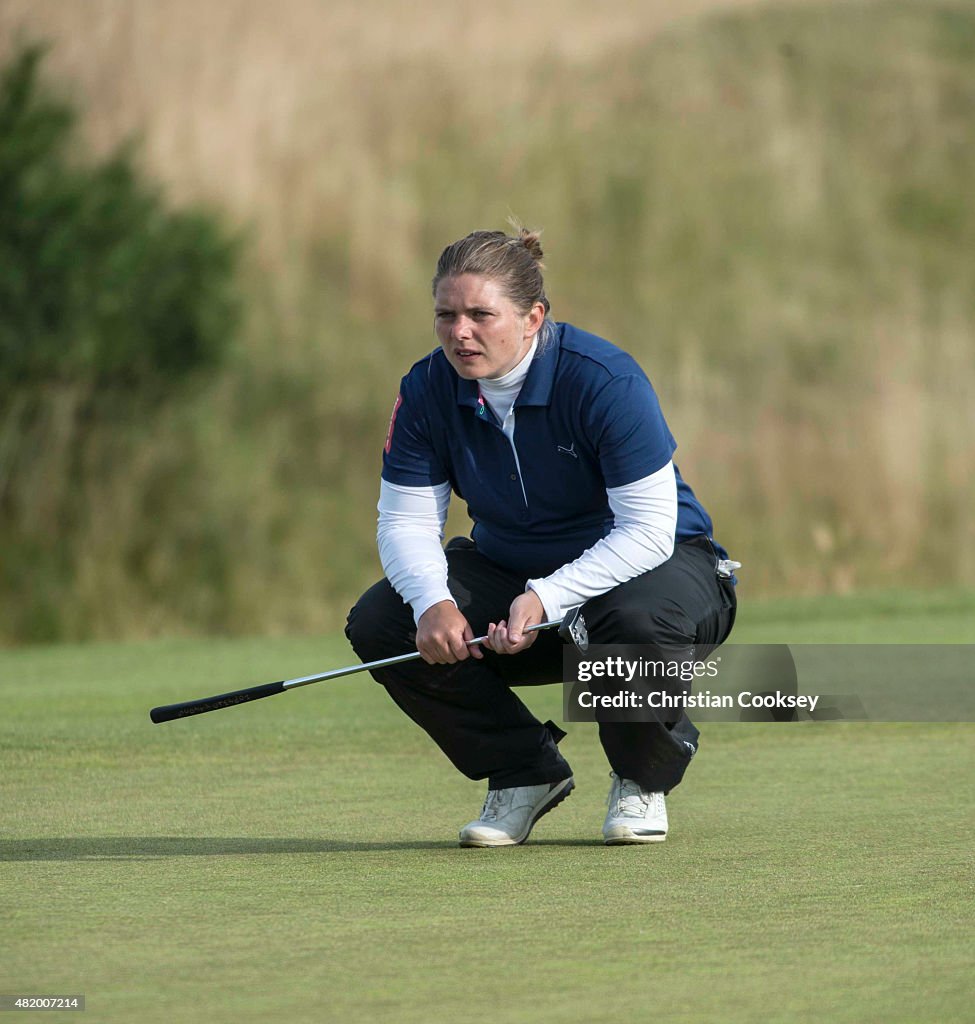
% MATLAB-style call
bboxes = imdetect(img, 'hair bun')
[518,228,545,266]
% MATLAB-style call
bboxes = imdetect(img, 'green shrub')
[0,45,241,396]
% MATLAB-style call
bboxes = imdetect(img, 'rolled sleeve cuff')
[410,588,457,627]
[525,578,562,621]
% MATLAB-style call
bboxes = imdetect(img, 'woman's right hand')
[416,601,484,664]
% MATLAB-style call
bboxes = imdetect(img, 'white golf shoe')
[602,772,668,844]
[459,777,575,847]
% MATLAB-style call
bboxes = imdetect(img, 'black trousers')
[345,534,737,794]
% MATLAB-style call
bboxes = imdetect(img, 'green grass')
[2,589,974,1023]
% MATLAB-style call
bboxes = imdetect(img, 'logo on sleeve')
[384,394,403,453]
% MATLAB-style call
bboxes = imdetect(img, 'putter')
[149,606,588,724]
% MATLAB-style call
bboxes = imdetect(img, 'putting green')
[2,589,973,1023]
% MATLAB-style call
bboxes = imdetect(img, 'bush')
[0,45,241,396]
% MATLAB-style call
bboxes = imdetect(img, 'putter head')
[558,606,589,651]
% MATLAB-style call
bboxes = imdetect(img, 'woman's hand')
[415,600,483,664]
[485,591,545,655]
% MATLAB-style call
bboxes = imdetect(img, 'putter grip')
[150,680,286,723]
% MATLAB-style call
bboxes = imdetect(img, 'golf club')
[149,606,588,724]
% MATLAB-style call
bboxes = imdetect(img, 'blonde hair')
[432,224,551,315]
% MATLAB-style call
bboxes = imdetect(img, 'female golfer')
[346,227,737,846]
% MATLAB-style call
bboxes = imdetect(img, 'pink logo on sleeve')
[384,394,403,453]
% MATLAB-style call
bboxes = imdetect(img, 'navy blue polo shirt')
[383,322,725,578]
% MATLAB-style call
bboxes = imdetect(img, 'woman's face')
[434,274,545,381]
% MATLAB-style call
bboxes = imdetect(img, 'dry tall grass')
[1,0,877,265]
[1,0,972,643]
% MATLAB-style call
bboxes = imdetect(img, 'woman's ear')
[525,301,546,339]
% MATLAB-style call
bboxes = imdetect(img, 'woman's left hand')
[485,591,546,655]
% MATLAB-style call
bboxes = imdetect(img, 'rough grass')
[0,0,973,645]
[2,589,973,1022]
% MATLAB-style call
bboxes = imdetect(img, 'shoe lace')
[480,789,514,822]
[608,772,661,817]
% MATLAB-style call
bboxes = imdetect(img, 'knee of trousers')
[345,580,410,663]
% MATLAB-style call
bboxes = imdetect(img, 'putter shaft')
[150,612,583,724]
[281,619,562,691]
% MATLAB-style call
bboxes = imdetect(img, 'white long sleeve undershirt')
[377,478,454,624]
[527,460,677,619]
[377,461,677,625]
